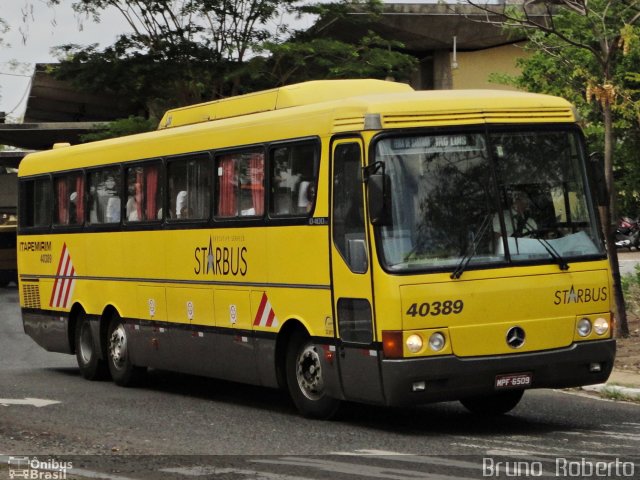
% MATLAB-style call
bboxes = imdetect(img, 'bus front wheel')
[285,330,340,419]
[460,390,524,415]
[75,311,108,380]
[107,314,145,387]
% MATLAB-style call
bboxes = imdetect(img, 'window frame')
[85,165,124,229]
[213,146,266,222]
[123,158,164,226]
[165,151,213,225]
[51,170,86,230]
[18,175,53,232]
[268,138,321,220]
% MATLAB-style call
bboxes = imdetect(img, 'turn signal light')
[382,330,403,358]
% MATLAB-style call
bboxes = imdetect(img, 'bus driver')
[493,190,538,239]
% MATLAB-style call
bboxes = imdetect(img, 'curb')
[582,383,640,400]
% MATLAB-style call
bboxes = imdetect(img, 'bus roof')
[157,79,414,130]
[19,81,576,177]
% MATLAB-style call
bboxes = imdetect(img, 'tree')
[254,0,416,85]
[51,0,303,118]
[52,1,417,121]
[460,0,640,336]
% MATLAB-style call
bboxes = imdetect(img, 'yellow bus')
[18,80,615,418]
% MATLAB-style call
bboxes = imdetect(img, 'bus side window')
[53,172,84,226]
[88,168,122,224]
[167,153,211,221]
[270,142,318,216]
[333,143,367,273]
[19,177,52,228]
[215,149,264,218]
[125,162,161,222]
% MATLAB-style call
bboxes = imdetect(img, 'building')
[315,2,535,90]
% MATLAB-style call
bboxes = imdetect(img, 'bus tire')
[75,311,108,380]
[285,329,340,419]
[460,390,524,415]
[106,314,145,387]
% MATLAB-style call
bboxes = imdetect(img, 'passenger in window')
[69,192,78,224]
[176,190,187,218]
[126,184,139,221]
[297,178,314,213]
[106,196,121,223]
[493,190,538,239]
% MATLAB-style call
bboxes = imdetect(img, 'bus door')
[330,139,384,404]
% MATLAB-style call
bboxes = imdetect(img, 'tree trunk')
[603,102,630,337]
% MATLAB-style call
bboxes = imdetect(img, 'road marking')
[331,450,479,469]
[161,466,313,479]
[252,456,477,480]
[58,468,138,480]
[0,398,60,407]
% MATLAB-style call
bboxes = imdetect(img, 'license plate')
[495,372,533,389]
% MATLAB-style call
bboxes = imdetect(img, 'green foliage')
[622,263,640,316]
[260,32,417,85]
[80,116,157,142]
[487,0,640,219]
[51,0,418,129]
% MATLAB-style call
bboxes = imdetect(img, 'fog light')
[577,318,592,337]
[593,317,609,335]
[589,363,602,373]
[429,332,446,351]
[406,334,423,353]
[412,381,426,392]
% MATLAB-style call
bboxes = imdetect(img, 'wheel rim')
[78,321,93,364]
[109,324,128,370]
[295,343,324,401]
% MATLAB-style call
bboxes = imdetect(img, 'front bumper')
[380,339,615,406]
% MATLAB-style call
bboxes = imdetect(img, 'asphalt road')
[1,286,640,479]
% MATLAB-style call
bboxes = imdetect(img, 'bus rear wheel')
[75,311,108,380]
[107,314,145,387]
[285,330,340,419]
[460,390,524,415]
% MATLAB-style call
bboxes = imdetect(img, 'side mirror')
[588,152,609,207]
[367,172,391,226]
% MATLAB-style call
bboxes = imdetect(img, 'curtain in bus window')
[145,165,159,220]
[218,155,237,217]
[55,178,69,225]
[249,153,264,216]
[133,169,143,220]
[187,159,210,219]
[75,175,84,224]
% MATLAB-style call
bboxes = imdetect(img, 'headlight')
[429,332,446,351]
[406,334,423,353]
[593,317,609,335]
[577,318,592,337]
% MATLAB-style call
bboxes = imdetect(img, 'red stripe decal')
[254,293,268,326]
[265,309,276,328]
[61,266,75,308]
[55,254,72,307]
[49,244,67,306]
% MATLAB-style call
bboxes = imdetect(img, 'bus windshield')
[374,128,604,272]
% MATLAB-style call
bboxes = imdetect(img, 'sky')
[0,0,130,122]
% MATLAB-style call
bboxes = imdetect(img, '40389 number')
[405,300,464,317]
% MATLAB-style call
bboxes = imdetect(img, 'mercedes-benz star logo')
[506,326,526,349]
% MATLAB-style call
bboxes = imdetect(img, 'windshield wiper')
[451,214,492,279]
[533,235,570,271]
